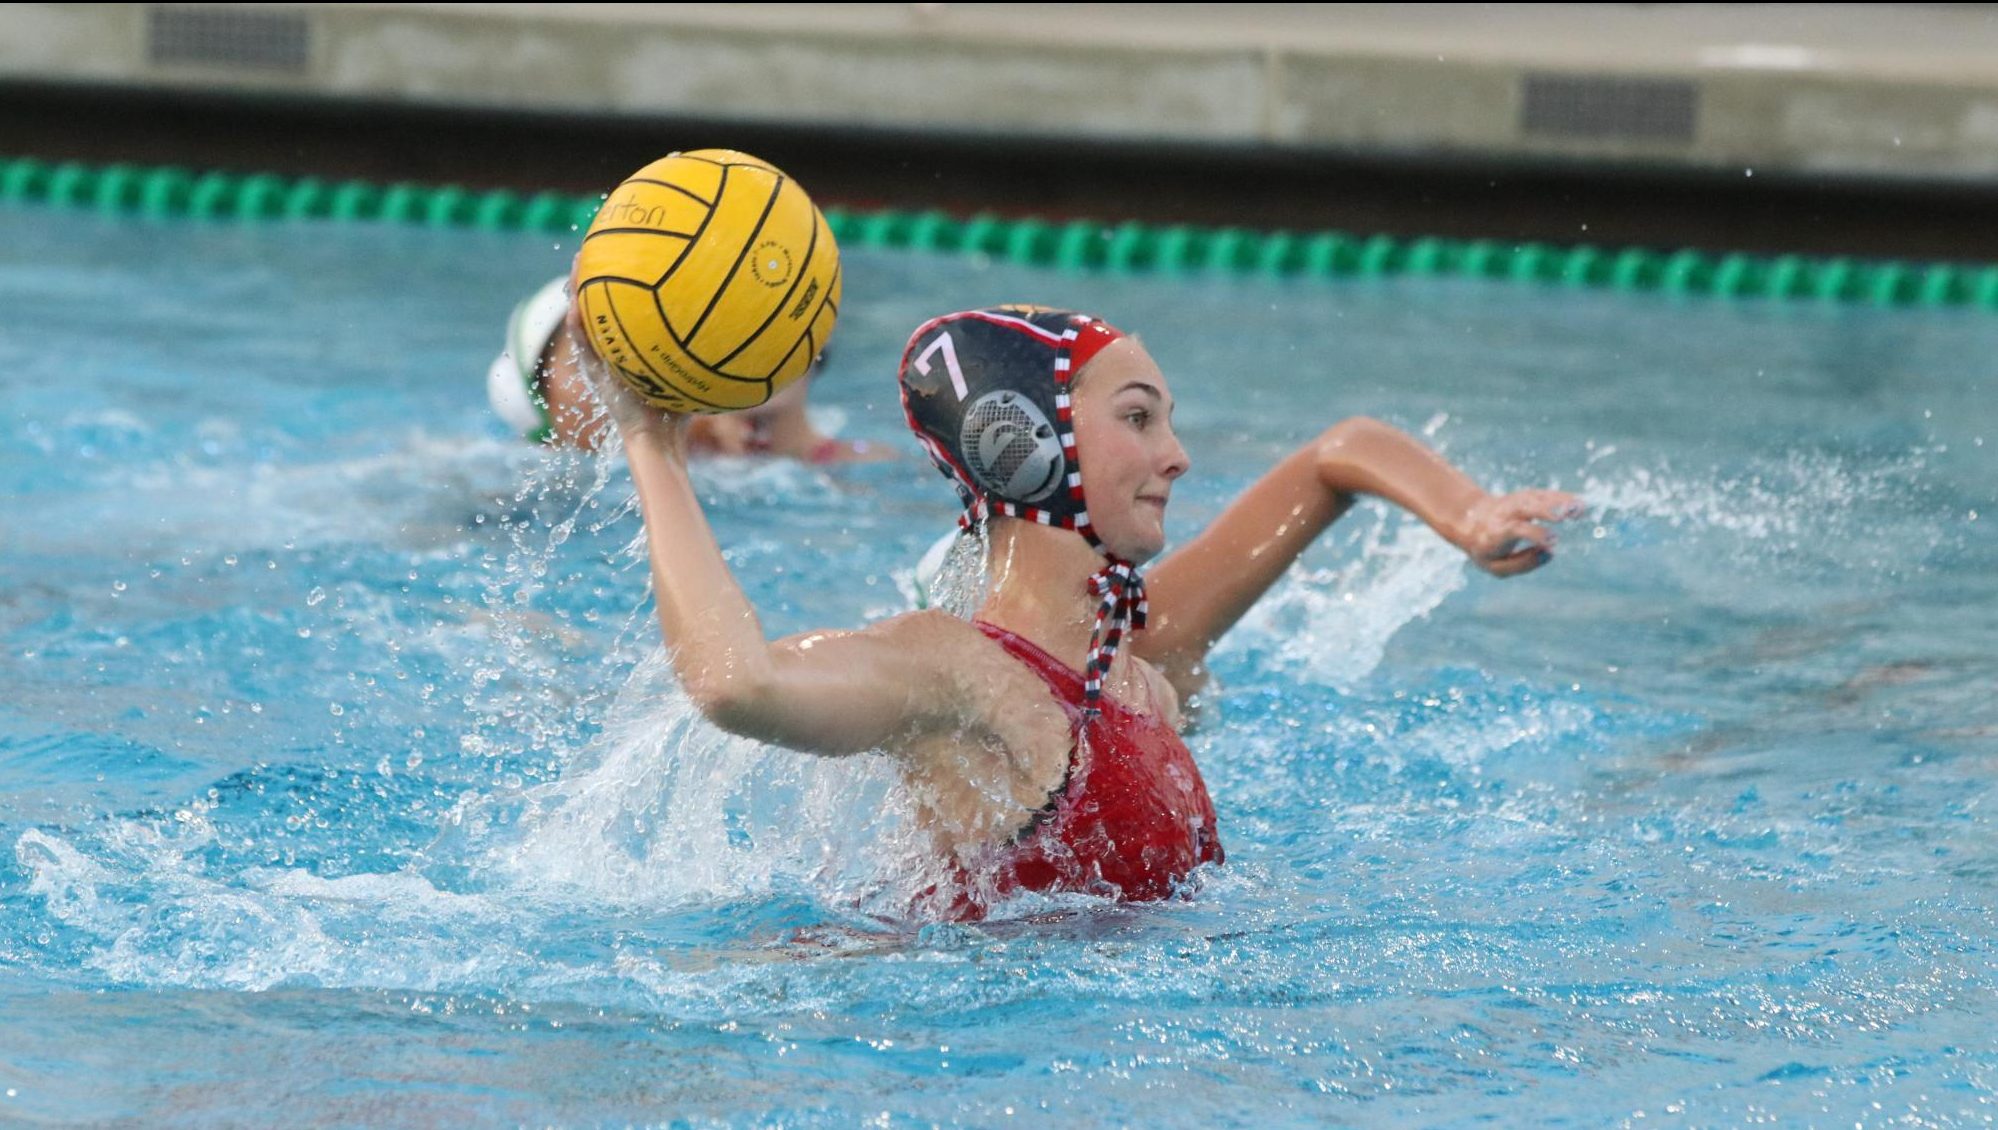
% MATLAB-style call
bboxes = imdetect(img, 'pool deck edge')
[4,3,1998,185]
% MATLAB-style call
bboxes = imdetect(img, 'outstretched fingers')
[1477,490,1586,577]
[1508,490,1587,524]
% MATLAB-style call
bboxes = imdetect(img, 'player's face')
[1071,337,1190,564]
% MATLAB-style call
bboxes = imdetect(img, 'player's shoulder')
[863,608,989,656]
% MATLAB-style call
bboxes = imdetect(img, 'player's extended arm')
[1138,416,1581,699]
[594,340,952,755]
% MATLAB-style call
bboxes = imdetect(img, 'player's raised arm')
[595,356,957,755]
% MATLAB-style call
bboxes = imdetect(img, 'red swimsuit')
[940,621,1224,919]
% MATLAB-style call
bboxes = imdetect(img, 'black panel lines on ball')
[646,165,730,315]
[714,192,818,371]
[771,333,809,382]
[808,260,842,322]
[581,231,700,287]
[756,261,839,380]
[593,282,672,383]
[599,283,727,410]
[619,177,716,208]
[676,153,773,171]
[682,173,784,348]
[582,226,701,241]
[652,287,693,353]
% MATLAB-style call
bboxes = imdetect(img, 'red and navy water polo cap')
[897,305,1127,540]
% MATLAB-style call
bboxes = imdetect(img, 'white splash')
[1230,505,1469,689]
[1576,449,1917,544]
[459,652,929,914]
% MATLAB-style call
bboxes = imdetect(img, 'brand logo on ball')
[961,391,1063,503]
[599,193,671,228]
[787,278,819,321]
[749,240,794,288]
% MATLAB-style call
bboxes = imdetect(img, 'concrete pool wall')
[5,4,1998,183]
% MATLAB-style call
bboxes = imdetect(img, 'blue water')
[2,206,1995,1126]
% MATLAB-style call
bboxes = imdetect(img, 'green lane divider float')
[5,154,1995,309]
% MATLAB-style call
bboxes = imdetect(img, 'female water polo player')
[487,276,887,462]
[597,304,1582,919]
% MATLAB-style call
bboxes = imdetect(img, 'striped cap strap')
[1081,558,1148,718]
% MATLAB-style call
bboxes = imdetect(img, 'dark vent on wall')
[1520,73,1697,143]
[148,6,310,72]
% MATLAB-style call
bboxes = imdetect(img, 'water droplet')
[329,703,344,716]
[306,586,327,606]
[111,580,127,593]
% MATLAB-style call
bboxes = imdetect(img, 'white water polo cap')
[485,275,570,443]
[897,306,1146,714]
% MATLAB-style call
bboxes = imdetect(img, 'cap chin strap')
[1082,557,1148,719]
[960,502,1148,719]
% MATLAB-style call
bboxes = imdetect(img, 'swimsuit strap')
[971,620,1087,701]
[972,620,1086,840]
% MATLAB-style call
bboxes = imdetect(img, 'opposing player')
[486,276,886,462]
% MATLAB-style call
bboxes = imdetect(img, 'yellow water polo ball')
[573,149,842,413]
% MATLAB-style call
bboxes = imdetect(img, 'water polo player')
[596,304,1582,919]
[486,275,886,462]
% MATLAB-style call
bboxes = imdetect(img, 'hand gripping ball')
[573,149,842,413]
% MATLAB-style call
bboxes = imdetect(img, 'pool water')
[1,207,1994,1126]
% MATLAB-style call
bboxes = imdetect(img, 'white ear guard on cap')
[961,389,1065,503]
